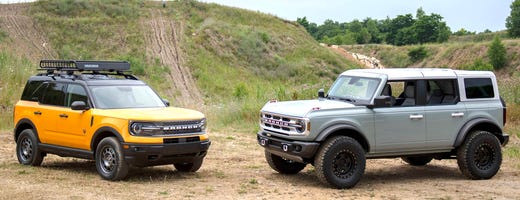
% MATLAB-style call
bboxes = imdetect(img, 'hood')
[93,107,205,121]
[261,99,355,117]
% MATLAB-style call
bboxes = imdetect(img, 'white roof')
[341,68,493,80]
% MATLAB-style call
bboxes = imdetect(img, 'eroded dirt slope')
[141,9,203,108]
[0,4,56,61]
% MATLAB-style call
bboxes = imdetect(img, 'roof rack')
[40,60,131,72]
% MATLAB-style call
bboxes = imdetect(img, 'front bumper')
[122,140,211,167]
[257,131,319,163]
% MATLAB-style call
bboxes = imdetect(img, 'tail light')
[500,97,506,126]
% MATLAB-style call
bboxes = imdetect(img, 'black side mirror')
[368,96,393,109]
[162,99,170,106]
[318,89,325,98]
[71,101,89,110]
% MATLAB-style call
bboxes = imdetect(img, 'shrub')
[408,46,428,63]
[488,36,507,69]
[461,58,493,71]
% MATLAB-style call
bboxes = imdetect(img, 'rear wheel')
[314,136,365,189]
[265,150,306,174]
[457,130,502,179]
[174,158,204,172]
[16,129,44,166]
[95,137,129,180]
[401,156,433,166]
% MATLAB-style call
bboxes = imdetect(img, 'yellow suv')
[13,60,210,180]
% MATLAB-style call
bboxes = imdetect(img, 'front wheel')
[457,130,502,180]
[16,129,44,166]
[265,151,306,174]
[95,137,129,181]
[174,158,204,172]
[314,136,365,189]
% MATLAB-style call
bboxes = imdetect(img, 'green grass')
[0,51,34,130]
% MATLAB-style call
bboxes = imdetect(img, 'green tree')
[506,0,520,37]
[488,36,507,69]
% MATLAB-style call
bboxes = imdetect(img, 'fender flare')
[454,117,502,147]
[14,118,39,142]
[315,123,370,152]
[90,126,124,151]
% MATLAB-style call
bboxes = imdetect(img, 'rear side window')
[21,80,45,101]
[464,78,494,99]
[41,82,67,106]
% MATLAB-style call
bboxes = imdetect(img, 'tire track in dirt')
[141,9,203,108]
[0,4,56,61]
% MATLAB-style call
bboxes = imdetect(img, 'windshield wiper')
[327,96,356,103]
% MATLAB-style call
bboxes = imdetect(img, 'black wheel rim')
[332,150,355,179]
[20,136,33,161]
[474,143,494,170]
[100,145,117,174]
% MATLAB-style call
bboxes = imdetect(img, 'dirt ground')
[1,131,519,200]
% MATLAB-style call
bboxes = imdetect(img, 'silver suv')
[257,68,509,189]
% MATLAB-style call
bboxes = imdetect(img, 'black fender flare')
[454,117,502,147]
[90,126,124,151]
[14,118,39,142]
[315,123,370,152]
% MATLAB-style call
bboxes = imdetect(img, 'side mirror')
[368,96,393,109]
[71,101,89,110]
[162,99,170,106]
[318,89,325,98]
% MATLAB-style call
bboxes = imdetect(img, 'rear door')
[423,79,466,149]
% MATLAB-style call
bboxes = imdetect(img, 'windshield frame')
[90,84,167,109]
[327,75,382,105]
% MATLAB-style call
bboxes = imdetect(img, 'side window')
[66,84,88,107]
[21,80,46,101]
[41,82,66,106]
[381,81,416,106]
[426,79,458,105]
[464,78,494,99]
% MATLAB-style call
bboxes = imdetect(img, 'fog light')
[294,145,302,152]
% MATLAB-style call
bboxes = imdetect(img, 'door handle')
[451,112,464,117]
[59,114,68,118]
[409,114,424,120]
[33,111,42,115]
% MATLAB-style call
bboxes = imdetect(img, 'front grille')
[160,119,204,135]
[260,112,307,135]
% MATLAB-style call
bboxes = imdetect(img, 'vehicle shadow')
[276,162,465,188]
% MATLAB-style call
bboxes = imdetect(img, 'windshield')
[328,76,381,102]
[91,85,165,109]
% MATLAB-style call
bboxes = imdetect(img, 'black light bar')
[40,60,131,71]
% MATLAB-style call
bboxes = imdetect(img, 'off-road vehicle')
[14,60,210,180]
[257,68,508,188]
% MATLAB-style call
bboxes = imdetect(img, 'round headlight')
[130,123,143,135]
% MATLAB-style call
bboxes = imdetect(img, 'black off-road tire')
[16,129,44,166]
[314,136,365,189]
[401,156,433,166]
[265,150,306,174]
[174,158,204,172]
[457,130,502,180]
[95,137,129,181]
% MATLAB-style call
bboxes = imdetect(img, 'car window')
[426,79,458,105]
[328,76,380,102]
[65,84,88,107]
[383,81,416,106]
[464,78,494,99]
[41,82,66,106]
[21,80,46,102]
[91,85,165,109]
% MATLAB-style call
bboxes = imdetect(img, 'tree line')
[297,8,451,46]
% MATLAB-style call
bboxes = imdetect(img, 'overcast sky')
[200,0,513,32]
[0,0,512,32]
